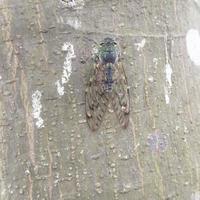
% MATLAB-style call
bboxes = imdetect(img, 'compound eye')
[113,42,117,45]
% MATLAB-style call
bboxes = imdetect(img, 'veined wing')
[85,63,109,131]
[111,62,130,128]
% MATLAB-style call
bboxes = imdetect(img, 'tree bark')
[1,0,200,199]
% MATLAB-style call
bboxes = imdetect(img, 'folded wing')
[111,62,130,128]
[85,63,109,131]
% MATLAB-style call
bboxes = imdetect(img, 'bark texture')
[1,0,200,199]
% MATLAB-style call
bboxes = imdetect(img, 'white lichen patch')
[153,57,158,63]
[165,63,173,87]
[56,42,76,96]
[55,80,64,96]
[66,18,81,30]
[32,90,44,128]
[60,0,85,9]
[148,76,154,83]
[186,29,200,66]
[164,86,170,105]
[191,191,200,200]
[164,63,173,104]
[0,188,6,199]
[194,0,200,7]
[135,38,146,51]
[57,16,81,30]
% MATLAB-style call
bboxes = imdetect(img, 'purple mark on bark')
[147,130,168,153]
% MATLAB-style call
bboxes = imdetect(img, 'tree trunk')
[1,0,200,199]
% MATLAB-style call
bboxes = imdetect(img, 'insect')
[85,37,130,131]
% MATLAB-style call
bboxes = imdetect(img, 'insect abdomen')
[104,64,113,92]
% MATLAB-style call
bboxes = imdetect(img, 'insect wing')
[111,62,130,128]
[85,63,109,131]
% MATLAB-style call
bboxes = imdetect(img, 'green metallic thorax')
[97,38,119,64]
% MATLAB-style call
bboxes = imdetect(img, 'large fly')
[85,37,130,131]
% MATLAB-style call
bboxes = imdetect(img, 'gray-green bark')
[1,0,200,199]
